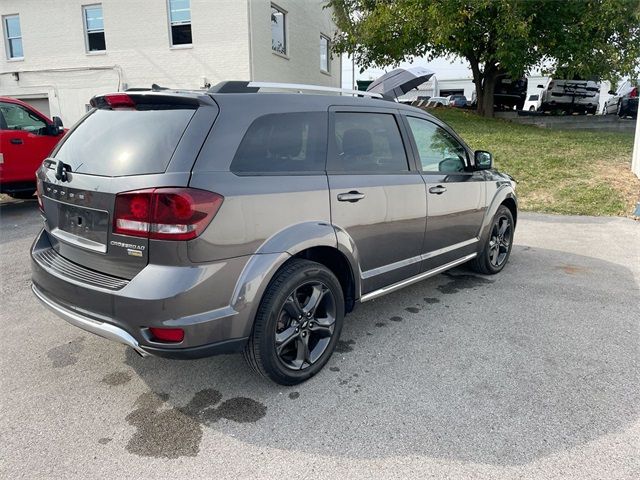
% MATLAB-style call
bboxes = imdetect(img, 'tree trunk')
[481,73,497,118]
[468,57,498,118]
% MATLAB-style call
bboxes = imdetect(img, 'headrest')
[342,128,373,156]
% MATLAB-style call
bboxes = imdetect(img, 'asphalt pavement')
[1,197,638,480]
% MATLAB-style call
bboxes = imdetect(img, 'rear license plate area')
[57,203,109,246]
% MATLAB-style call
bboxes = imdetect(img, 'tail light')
[630,88,638,98]
[113,188,223,240]
[149,327,184,343]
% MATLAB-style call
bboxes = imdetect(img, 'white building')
[0,0,340,125]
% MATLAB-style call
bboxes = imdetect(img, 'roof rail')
[248,82,383,98]
[207,80,383,98]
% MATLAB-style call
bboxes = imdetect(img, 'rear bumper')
[32,283,149,357]
[31,228,256,357]
[33,283,248,358]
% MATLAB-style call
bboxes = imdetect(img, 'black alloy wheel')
[275,281,337,370]
[468,205,514,275]
[487,214,512,268]
[244,259,344,385]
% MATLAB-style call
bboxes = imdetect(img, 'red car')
[0,97,66,199]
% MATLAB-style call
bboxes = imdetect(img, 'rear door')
[38,93,217,279]
[327,107,427,294]
[0,101,58,184]
[403,115,486,272]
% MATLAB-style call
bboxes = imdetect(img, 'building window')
[168,0,192,46]
[3,14,23,59]
[83,5,106,52]
[271,4,286,55]
[320,35,330,72]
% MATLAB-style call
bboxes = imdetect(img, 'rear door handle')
[10,138,23,145]
[337,191,366,203]
[429,185,447,195]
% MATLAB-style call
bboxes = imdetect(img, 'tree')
[329,0,640,116]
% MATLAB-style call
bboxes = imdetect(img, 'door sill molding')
[360,253,477,302]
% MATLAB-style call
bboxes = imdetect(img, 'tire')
[243,259,345,385]
[617,101,625,118]
[8,190,35,200]
[529,106,535,111]
[468,205,514,275]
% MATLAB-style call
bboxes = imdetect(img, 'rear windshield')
[54,108,195,177]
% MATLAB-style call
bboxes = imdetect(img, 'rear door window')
[330,112,409,173]
[53,108,195,177]
[231,112,327,174]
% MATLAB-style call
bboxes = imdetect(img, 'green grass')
[431,109,638,216]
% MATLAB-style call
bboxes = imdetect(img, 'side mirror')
[474,150,493,170]
[47,116,64,135]
[608,90,616,95]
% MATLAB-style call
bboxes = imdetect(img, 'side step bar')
[360,253,477,302]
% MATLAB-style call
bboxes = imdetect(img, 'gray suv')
[31,82,517,385]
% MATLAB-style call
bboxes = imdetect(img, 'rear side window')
[231,112,326,174]
[54,108,195,177]
[331,112,409,173]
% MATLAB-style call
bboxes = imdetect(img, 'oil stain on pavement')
[335,339,355,353]
[125,389,266,458]
[46,337,84,368]
[437,272,494,294]
[102,371,132,387]
[557,264,589,275]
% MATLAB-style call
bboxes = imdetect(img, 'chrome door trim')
[360,253,477,302]
[361,254,423,279]
[421,237,478,260]
[361,238,478,279]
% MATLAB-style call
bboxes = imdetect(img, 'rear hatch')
[37,92,218,279]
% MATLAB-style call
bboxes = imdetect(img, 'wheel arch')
[229,222,361,339]
[478,185,518,250]
[501,197,518,227]
[292,246,357,313]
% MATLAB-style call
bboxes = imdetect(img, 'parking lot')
[1,197,638,480]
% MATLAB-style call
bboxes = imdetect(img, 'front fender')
[478,182,518,250]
